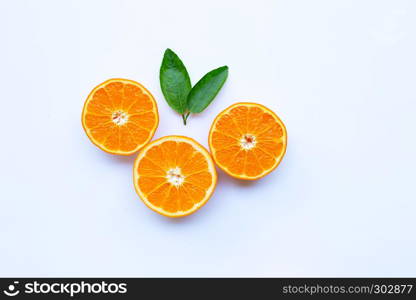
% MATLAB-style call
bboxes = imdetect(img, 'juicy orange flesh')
[211,105,285,177]
[136,141,213,213]
[84,81,157,153]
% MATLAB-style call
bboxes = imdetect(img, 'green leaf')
[159,49,192,114]
[187,66,228,113]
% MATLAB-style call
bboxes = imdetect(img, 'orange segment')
[209,102,287,180]
[133,136,217,217]
[82,78,159,155]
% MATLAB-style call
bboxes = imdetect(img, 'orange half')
[209,102,287,180]
[133,136,217,217]
[82,78,159,155]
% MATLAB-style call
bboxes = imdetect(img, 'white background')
[0,0,415,277]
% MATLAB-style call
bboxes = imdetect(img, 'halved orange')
[82,78,159,155]
[209,102,287,180]
[133,136,217,217]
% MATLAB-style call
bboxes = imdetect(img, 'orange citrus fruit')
[209,102,287,180]
[133,136,217,217]
[82,78,159,155]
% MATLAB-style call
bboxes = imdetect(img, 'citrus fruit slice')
[133,136,217,217]
[209,102,287,180]
[82,78,159,155]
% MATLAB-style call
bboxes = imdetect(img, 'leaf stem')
[182,112,191,125]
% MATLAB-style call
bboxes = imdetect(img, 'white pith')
[166,167,185,187]
[112,111,129,126]
[240,134,257,150]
